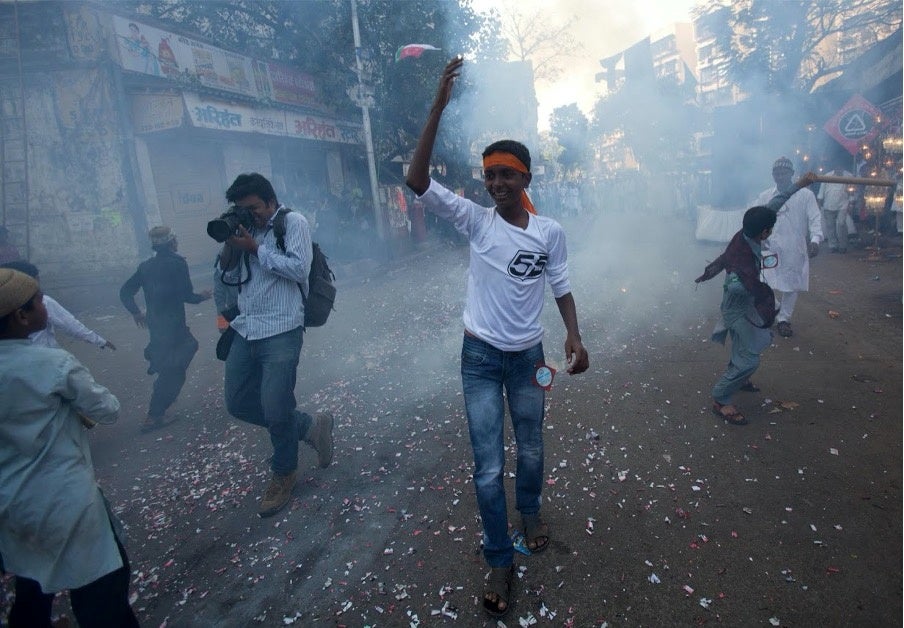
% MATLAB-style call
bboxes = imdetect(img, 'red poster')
[823,94,881,156]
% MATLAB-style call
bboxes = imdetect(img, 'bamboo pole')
[811,174,897,187]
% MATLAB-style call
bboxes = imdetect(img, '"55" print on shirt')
[508,250,548,280]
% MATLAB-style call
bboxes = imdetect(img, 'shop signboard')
[183,93,265,133]
[286,113,364,145]
[131,94,184,133]
[261,60,325,110]
[183,93,362,145]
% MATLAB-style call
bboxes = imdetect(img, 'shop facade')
[0,1,366,276]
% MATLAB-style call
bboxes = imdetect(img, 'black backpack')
[274,208,336,328]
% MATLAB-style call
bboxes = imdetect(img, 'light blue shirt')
[0,340,122,592]
[230,207,312,341]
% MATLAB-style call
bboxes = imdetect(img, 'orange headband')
[483,152,529,174]
[482,152,537,214]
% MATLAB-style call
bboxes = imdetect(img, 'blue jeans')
[461,334,546,567]
[224,327,312,475]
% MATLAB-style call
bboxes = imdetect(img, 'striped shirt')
[230,207,312,341]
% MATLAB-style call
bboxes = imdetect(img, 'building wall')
[22,66,141,277]
[0,1,145,278]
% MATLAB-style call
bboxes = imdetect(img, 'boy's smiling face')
[483,163,531,212]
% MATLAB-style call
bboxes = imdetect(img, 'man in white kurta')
[0,268,138,627]
[0,260,116,350]
[753,157,823,338]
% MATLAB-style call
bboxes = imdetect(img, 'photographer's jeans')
[461,334,546,568]
[224,326,313,475]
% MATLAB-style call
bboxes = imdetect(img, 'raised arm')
[406,56,463,196]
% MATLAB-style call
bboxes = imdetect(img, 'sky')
[469,0,701,130]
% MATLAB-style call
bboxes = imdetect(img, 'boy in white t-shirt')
[406,56,589,619]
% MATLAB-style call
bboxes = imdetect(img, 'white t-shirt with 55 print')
[418,179,571,352]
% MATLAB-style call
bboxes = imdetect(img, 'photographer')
[218,173,334,518]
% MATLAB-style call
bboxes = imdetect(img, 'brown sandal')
[483,565,513,618]
[712,402,748,425]
[522,514,549,554]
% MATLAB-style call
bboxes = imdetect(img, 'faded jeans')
[461,334,546,568]
[224,326,312,475]
[712,320,772,405]
[712,282,773,405]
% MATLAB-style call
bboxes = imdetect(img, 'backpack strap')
[273,207,293,253]
[272,207,312,303]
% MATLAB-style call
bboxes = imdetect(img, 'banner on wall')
[112,16,326,110]
[114,15,257,97]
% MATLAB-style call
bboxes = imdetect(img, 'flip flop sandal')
[712,402,748,426]
[483,565,513,618]
[740,382,761,393]
[522,514,550,554]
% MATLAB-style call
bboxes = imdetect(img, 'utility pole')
[350,0,385,241]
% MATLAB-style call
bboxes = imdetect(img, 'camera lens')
[207,218,235,242]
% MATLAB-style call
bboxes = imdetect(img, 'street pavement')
[1,213,900,627]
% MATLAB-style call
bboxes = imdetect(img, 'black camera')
[206,206,254,242]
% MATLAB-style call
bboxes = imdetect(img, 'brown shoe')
[304,412,334,468]
[258,472,296,517]
[140,415,164,433]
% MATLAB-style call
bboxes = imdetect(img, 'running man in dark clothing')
[120,226,211,432]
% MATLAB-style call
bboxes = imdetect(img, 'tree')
[693,0,902,95]
[589,75,698,177]
[548,104,590,177]
[482,0,582,84]
[349,0,501,185]
[536,130,564,178]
